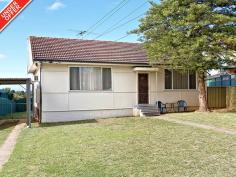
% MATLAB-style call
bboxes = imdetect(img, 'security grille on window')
[165,69,196,89]
[70,67,112,91]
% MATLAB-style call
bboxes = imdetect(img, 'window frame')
[69,66,112,92]
[164,69,197,90]
[164,69,173,90]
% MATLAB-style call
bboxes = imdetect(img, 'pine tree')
[134,0,236,111]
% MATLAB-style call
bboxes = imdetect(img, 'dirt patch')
[158,117,236,136]
[0,120,19,131]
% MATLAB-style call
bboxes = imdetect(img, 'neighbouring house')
[28,36,199,123]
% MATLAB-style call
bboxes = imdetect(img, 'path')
[0,121,25,169]
[157,117,236,136]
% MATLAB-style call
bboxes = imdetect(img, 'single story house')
[28,36,199,123]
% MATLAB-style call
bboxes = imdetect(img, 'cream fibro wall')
[40,63,199,122]
[41,63,138,122]
[151,69,199,108]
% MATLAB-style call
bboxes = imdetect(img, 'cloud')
[0,54,6,59]
[48,1,65,11]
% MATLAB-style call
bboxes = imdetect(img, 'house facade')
[28,36,199,123]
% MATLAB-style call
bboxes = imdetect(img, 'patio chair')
[156,101,167,114]
[177,100,187,112]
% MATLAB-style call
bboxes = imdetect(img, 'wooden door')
[138,73,149,104]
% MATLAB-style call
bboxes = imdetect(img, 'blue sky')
[0,0,155,79]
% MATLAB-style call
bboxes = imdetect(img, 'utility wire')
[115,34,131,41]
[93,13,145,40]
[84,0,131,37]
[94,1,148,40]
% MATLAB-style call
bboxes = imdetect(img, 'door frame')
[136,72,150,104]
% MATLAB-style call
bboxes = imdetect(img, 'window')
[70,67,112,91]
[173,70,188,89]
[189,71,196,89]
[102,68,112,90]
[165,69,196,89]
[165,69,172,89]
[34,76,38,81]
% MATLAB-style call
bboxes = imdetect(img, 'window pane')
[173,70,188,89]
[189,71,196,89]
[91,67,102,90]
[102,68,112,90]
[80,67,91,90]
[165,69,172,89]
[70,67,80,90]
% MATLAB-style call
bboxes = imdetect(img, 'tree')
[2,88,14,100]
[2,88,26,101]
[133,0,236,111]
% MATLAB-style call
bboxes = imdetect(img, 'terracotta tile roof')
[29,36,148,65]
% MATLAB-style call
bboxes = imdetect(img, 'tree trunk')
[197,72,208,112]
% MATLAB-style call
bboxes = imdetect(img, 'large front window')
[165,69,196,89]
[70,67,112,91]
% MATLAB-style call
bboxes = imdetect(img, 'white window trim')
[69,66,113,92]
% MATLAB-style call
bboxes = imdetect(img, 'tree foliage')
[1,88,26,101]
[133,0,236,73]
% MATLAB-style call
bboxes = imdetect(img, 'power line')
[93,13,145,40]
[94,1,148,39]
[115,34,131,41]
[84,0,131,37]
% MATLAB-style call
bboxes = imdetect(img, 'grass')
[163,112,236,130]
[1,115,236,177]
[0,120,18,146]
[0,112,26,120]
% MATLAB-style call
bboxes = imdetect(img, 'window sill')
[164,89,198,92]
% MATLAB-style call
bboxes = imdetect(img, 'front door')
[138,73,149,104]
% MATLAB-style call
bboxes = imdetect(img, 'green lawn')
[1,115,236,177]
[0,121,18,146]
[163,112,236,130]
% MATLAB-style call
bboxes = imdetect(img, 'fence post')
[26,79,31,128]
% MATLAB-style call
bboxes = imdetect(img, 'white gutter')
[35,61,149,67]
[133,67,160,72]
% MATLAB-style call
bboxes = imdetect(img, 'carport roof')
[0,78,31,85]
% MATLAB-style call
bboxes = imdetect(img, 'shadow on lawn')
[0,120,19,131]
[40,119,98,127]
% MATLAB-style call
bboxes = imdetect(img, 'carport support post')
[26,79,31,128]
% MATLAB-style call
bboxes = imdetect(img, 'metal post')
[26,79,31,128]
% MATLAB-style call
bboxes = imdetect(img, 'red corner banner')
[0,0,31,32]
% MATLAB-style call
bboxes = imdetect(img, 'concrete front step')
[135,104,160,117]
[140,112,160,117]
[142,113,160,116]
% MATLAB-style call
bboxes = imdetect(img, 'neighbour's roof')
[29,36,148,65]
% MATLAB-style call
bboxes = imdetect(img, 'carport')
[0,78,32,128]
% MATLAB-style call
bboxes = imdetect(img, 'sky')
[0,0,155,80]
